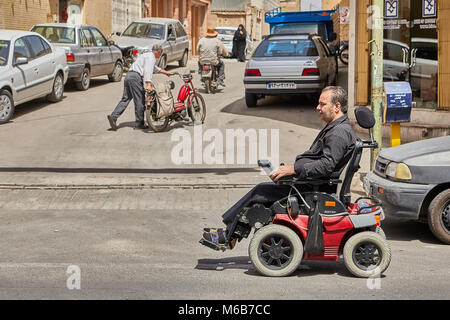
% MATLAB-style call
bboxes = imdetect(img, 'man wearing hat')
[197,26,228,87]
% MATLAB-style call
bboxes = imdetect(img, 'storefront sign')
[423,0,436,18]
[385,0,399,19]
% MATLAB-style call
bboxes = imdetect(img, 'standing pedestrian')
[232,24,247,62]
[107,44,173,130]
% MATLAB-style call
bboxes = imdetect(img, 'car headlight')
[385,161,412,180]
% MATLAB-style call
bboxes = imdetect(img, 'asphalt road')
[0,58,448,300]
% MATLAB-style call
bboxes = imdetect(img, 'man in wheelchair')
[200,86,357,251]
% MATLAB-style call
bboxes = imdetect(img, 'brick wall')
[0,0,52,30]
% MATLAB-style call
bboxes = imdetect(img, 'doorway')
[383,0,438,109]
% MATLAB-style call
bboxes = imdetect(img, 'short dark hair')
[322,86,348,113]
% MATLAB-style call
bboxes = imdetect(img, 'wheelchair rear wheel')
[249,224,303,277]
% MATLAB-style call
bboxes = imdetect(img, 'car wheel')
[75,67,90,91]
[0,90,14,124]
[179,50,188,67]
[428,189,450,244]
[47,72,64,103]
[158,55,167,70]
[343,231,391,278]
[108,61,123,82]
[245,92,257,108]
[249,224,303,277]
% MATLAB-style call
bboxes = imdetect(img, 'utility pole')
[369,0,384,170]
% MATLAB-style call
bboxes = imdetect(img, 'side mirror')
[14,57,28,66]
[115,32,121,36]
[168,35,176,41]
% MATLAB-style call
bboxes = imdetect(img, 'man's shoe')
[134,123,149,130]
[199,228,235,251]
[107,115,117,131]
[218,80,226,87]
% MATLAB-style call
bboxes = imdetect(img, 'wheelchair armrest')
[278,176,342,186]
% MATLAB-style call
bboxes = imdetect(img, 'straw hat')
[205,26,218,37]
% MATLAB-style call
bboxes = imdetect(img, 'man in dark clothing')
[232,24,247,62]
[200,86,357,251]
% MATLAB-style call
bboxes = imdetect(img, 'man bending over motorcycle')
[200,86,357,251]
[197,26,228,87]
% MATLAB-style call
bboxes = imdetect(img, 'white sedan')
[0,30,69,124]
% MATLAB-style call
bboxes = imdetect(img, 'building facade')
[210,0,279,42]
[143,0,213,55]
[348,0,449,141]
[0,0,143,36]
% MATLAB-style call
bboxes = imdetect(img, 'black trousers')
[111,71,145,124]
[222,182,294,229]
[221,181,337,236]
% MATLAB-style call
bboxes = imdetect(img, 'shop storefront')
[348,0,449,142]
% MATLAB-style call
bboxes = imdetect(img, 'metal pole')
[369,0,384,170]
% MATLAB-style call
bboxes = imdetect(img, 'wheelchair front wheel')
[249,224,303,277]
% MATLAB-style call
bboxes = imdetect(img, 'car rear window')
[122,22,165,40]
[272,24,327,40]
[32,26,76,44]
[254,39,319,57]
[217,29,235,36]
[0,40,10,65]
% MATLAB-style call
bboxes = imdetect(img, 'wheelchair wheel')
[249,224,303,277]
[343,231,391,278]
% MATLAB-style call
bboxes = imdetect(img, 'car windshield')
[122,22,165,40]
[31,26,76,44]
[217,29,235,36]
[254,39,318,57]
[0,40,10,65]
[272,24,326,41]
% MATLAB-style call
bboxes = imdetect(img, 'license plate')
[267,83,296,89]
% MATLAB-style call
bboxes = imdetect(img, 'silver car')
[216,26,254,57]
[113,18,189,69]
[0,30,69,124]
[31,24,124,91]
[243,34,337,107]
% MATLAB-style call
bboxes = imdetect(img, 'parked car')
[0,30,69,124]
[31,23,124,91]
[243,34,337,107]
[215,26,253,58]
[364,135,450,244]
[113,18,189,69]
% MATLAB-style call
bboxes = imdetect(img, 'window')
[0,40,10,66]
[13,37,32,62]
[167,24,176,39]
[383,42,407,63]
[31,26,75,44]
[40,37,52,55]
[217,28,235,36]
[122,22,164,40]
[175,23,187,37]
[254,39,319,57]
[81,29,96,47]
[26,35,47,58]
[90,28,107,47]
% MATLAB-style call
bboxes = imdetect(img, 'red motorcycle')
[146,71,206,132]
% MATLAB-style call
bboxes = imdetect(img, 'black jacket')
[294,115,356,179]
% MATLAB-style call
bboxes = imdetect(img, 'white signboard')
[340,6,350,24]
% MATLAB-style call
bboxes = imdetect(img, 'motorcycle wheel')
[146,103,169,132]
[339,48,349,65]
[187,93,206,124]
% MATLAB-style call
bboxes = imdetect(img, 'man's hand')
[269,165,296,181]
[160,70,173,77]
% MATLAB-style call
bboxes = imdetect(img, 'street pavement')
[0,58,448,300]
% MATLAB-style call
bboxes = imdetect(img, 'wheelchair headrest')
[354,106,375,129]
